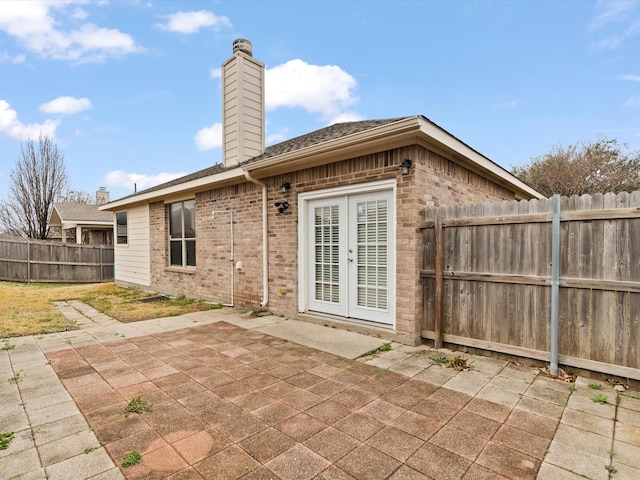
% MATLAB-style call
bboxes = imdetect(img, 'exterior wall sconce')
[280,182,291,193]
[274,201,289,214]
[400,159,412,175]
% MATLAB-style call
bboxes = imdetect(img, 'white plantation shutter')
[355,200,388,310]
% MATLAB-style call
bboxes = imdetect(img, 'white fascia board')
[245,117,421,174]
[61,221,113,229]
[416,118,543,199]
[99,167,245,211]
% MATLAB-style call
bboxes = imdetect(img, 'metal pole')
[434,215,444,349]
[550,194,561,376]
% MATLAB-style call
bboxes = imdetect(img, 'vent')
[232,38,252,56]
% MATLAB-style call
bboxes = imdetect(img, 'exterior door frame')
[298,179,397,328]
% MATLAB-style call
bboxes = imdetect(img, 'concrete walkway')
[0,302,638,479]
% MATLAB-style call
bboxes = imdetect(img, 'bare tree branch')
[512,138,640,197]
[0,134,68,239]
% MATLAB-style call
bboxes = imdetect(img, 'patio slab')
[0,302,638,479]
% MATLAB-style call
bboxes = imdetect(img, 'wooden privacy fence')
[0,236,114,283]
[421,191,640,380]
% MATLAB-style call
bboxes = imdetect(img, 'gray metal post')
[550,194,561,376]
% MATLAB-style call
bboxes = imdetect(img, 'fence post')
[27,238,31,283]
[549,194,561,376]
[434,215,444,349]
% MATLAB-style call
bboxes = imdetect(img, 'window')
[169,200,196,267]
[116,212,127,244]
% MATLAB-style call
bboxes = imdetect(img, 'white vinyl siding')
[114,204,150,286]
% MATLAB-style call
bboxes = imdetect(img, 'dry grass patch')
[78,283,221,323]
[0,282,220,338]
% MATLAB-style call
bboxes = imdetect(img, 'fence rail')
[0,236,114,283]
[421,191,640,380]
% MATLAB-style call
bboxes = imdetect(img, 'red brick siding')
[147,145,517,344]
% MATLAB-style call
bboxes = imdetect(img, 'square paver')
[265,444,331,480]
[303,427,361,463]
[429,423,487,461]
[475,441,539,480]
[406,442,471,479]
[336,444,402,480]
[277,413,326,442]
[238,427,297,463]
[193,445,260,480]
[366,426,424,462]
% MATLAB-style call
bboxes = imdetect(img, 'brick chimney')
[221,39,265,168]
[96,187,110,205]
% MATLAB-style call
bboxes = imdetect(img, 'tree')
[58,189,94,204]
[512,138,640,197]
[0,134,68,239]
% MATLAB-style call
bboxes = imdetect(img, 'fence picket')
[422,191,640,379]
[0,236,114,283]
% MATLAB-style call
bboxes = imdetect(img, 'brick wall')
[147,145,519,344]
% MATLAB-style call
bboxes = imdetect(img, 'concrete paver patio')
[1,302,639,479]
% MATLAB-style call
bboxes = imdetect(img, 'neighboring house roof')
[49,203,113,228]
[102,115,541,210]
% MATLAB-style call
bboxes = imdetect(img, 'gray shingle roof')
[52,203,113,223]
[116,117,412,200]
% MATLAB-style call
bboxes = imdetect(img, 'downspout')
[244,170,269,307]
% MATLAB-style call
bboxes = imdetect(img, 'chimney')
[96,187,110,205]
[221,38,265,167]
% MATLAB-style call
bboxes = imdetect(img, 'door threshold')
[295,312,414,345]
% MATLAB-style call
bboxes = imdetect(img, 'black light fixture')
[280,182,291,193]
[400,159,412,175]
[274,201,289,214]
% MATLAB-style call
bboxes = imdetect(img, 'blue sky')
[0,0,639,202]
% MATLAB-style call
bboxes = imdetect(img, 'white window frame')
[116,211,128,245]
[168,199,196,268]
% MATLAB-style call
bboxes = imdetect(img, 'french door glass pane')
[355,200,388,310]
[314,205,340,303]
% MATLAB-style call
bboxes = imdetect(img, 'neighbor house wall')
[145,144,519,344]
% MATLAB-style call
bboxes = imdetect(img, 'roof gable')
[50,203,113,224]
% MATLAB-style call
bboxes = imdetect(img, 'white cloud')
[588,0,640,50]
[624,96,640,107]
[0,99,60,140]
[39,96,92,114]
[588,0,637,32]
[327,112,366,125]
[195,123,223,151]
[492,100,518,109]
[265,59,359,121]
[0,51,25,63]
[156,11,231,34]
[0,1,142,63]
[619,74,640,81]
[70,7,88,21]
[102,169,187,192]
[210,67,221,79]
[266,133,286,145]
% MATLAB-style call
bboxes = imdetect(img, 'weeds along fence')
[0,236,114,283]
[421,191,640,380]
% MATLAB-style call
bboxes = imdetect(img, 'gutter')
[243,170,269,307]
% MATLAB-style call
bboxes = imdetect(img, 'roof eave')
[415,117,543,200]
[99,167,245,211]
[244,117,422,177]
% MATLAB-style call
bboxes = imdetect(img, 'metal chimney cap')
[232,38,252,57]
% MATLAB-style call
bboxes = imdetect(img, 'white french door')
[306,189,394,325]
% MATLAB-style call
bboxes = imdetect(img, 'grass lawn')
[0,282,221,338]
